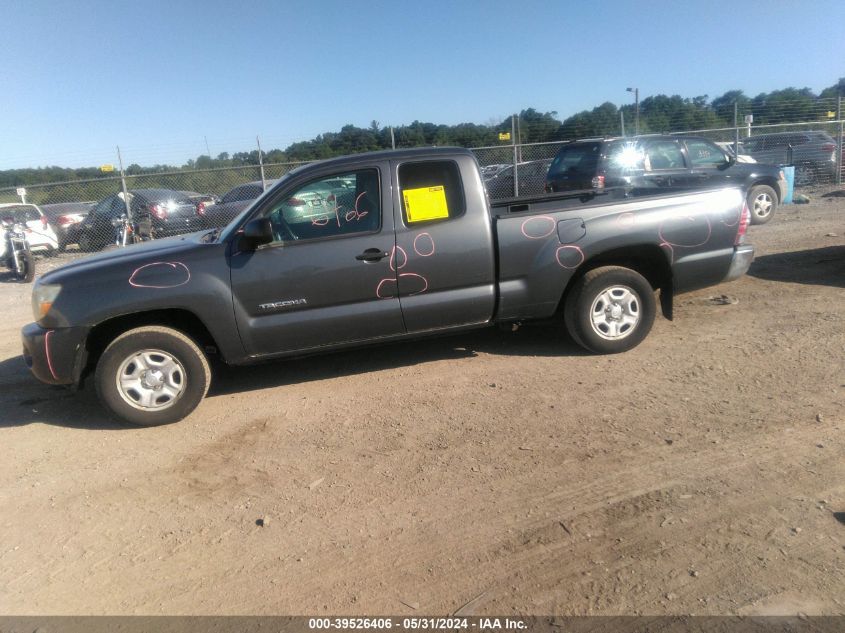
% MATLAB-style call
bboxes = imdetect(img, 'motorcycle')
[1,216,35,283]
[111,209,153,247]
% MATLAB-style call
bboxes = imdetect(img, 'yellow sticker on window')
[403,186,449,223]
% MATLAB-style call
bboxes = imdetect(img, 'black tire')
[564,266,656,354]
[77,231,96,252]
[14,249,35,283]
[747,184,778,225]
[95,326,211,426]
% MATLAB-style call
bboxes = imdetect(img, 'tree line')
[2,78,843,191]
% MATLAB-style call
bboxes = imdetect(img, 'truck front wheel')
[564,266,656,354]
[95,326,211,426]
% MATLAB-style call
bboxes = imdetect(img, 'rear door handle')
[356,248,389,262]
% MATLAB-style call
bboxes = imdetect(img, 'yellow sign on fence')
[498,132,511,141]
[403,186,449,223]
[100,164,115,172]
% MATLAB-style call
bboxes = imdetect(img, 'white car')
[0,203,60,257]
[715,142,756,163]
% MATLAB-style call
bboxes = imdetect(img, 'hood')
[42,231,212,284]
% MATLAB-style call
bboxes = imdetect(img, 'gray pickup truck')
[22,147,754,426]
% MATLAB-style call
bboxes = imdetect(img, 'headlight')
[32,281,61,321]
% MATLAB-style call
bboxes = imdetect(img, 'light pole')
[626,87,639,136]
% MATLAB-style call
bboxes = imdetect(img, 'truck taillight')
[736,201,750,245]
[41,216,49,228]
[150,204,167,220]
[57,215,73,226]
[196,201,206,216]
[592,175,605,189]
[821,143,836,153]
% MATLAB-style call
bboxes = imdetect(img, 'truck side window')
[263,169,380,243]
[399,160,466,224]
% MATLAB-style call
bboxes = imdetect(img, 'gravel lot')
[0,192,843,615]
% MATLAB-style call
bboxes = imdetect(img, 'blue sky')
[1,0,843,169]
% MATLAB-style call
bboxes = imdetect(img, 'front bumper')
[723,244,755,282]
[21,322,90,386]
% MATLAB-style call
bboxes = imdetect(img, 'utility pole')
[620,110,626,137]
[204,135,211,157]
[627,87,640,135]
[256,136,266,191]
[511,114,519,197]
[390,126,396,150]
[838,96,843,185]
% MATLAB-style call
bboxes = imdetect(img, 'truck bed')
[490,186,745,321]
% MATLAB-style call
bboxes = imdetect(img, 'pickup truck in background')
[22,147,753,426]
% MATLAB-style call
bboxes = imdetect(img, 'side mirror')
[239,217,273,250]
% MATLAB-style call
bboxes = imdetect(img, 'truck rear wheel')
[564,266,656,354]
[95,326,211,426]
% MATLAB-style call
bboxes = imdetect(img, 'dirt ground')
[0,191,843,616]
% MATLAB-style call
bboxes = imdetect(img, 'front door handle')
[356,248,389,262]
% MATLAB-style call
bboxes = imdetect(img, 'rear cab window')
[398,160,465,224]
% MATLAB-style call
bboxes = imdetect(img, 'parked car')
[22,147,753,426]
[201,180,278,228]
[545,135,787,224]
[179,191,219,220]
[741,131,839,185]
[484,159,553,198]
[77,189,203,251]
[715,141,756,163]
[480,163,511,179]
[40,202,95,251]
[0,203,60,255]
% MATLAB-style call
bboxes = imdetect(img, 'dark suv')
[545,135,787,224]
[741,131,838,185]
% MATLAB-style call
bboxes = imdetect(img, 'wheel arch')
[81,309,221,383]
[558,244,674,320]
[750,178,782,202]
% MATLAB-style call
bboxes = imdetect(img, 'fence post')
[733,102,739,155]
[116,146,132,222]
[838,96,843,185]
[620,111,625,137]
[511,115,519,197]
[256,136,267,191]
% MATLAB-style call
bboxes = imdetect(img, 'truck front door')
[229,165,405,356]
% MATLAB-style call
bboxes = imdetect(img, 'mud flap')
[660,284,673,321]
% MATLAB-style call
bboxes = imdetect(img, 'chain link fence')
[1,110,842,259]
[0,161,309,256]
